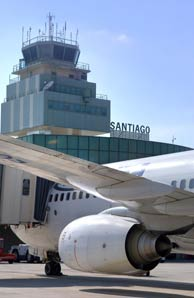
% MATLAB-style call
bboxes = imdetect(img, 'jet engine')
[58,214,171,275]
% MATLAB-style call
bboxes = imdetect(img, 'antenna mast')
[48,12,54,40]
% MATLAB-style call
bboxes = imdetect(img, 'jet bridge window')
[22,179,30,196]
[180,179,186,190]
[189,178,194,189]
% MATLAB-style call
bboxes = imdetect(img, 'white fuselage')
[11,186,120,256]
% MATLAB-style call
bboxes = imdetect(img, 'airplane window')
[60,193,64,201]
[79,191,83,199]
[189,179,194,189]
[171,180,177,187]
[72,192,77,200]
[22,179,30,196]
[49,194,53,202]
[66,192,70,200]
[180,179,186,190]
[54,194,58,202]
[86,193,90,199]
[93,195,96,198]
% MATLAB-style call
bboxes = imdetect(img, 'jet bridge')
[0,166,53,224]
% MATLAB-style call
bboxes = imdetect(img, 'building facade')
[2,15,192,163]
[20,134,191,164]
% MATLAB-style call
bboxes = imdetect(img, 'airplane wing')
[0,134,193,216]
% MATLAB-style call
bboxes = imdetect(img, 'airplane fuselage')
[10,150,194,258]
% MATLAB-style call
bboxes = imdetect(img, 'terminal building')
[1,15,191,164]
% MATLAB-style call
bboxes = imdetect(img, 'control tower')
[2,14,110,137]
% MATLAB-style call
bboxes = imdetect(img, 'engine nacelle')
[59,214,171,274]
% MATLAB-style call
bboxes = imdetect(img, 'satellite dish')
[43,81,54,90]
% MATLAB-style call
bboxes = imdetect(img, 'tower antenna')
[76,29,79,42]
[48,12,55,40]
[29,27,32,42]
[64,21,67,40]
[45,22,47,35]
[22,27,24,46]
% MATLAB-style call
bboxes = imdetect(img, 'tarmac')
[0,262,194,297]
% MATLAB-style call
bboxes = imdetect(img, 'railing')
[9,76,20,84]
[13,60,25,73]
[13,60,90,73]
[22,35,78,47]
[76,62,90,71]
[96,94,108,100]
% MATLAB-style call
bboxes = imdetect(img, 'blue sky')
[1,0,194,147]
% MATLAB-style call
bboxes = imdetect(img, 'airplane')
[0,134,194,276]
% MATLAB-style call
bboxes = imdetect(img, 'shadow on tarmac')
[81,288,192,298]
[0,273,193,298]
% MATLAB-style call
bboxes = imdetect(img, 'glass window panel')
[22,135,33,144]
[160,143,168,154]
[68,136,78,149]
[79,137,89,150]
[119,139,128,152]
[145,142,153,155]
[137,141,145,154]
[89,150,99,163]
[22,179,30,196]
[89,137,99,150]
[46,136,57,149]
[128,153,137,160]
[99,151,109,164]
[57,149,68,154]
[128,140,137,153]
[67,149,78,157]
[153,142,161,155]
[119,152,129,161]
[110,138,119,151]
[109,151,118,163]
[167,144,174,153]
[33,135,45,147]
[174,146,181,153]
[78,150,89,160]
[57,136,67,149]
[100,138,109,151]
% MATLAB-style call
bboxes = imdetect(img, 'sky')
[1,0,194,147]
